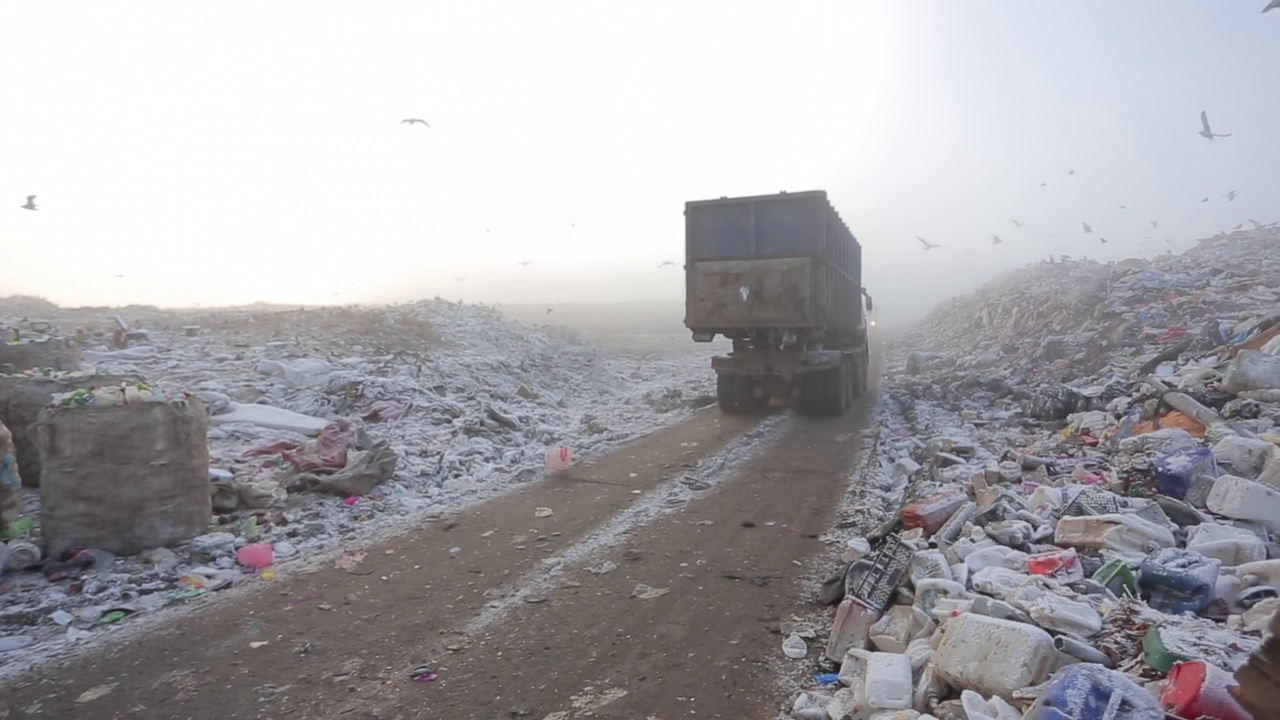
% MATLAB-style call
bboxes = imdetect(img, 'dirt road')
[2,394,877,719]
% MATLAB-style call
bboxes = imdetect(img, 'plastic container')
[913,578,968,619]
[870,605,935,654]
[1092,558,1138,598]
[1026,594,1103,637]
[971,567,1032,598]
[4,540,41,571]
[964,545,1028,574]
[1206,474,1280,534]
[865,652,914,710]
[1160,659,1251,720]
[901,490,968,537]
[544,447,573,471]
[824,597,880,662]
[782,633,808,659]
[1186,522,1266,566]
[961,690,1021,720]
[1053,513,1175,557]
[1155,446,1218,500]
[1138,548,1220,614]
[1027,547,1082,580]
[933,613,1056,699]
[1024,663,1164,720]
[908,549,952,585]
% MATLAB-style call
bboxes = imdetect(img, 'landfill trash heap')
[791,229,1280,720]
[0,298,711,673]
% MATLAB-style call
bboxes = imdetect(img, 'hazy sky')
[4,2,1278,325]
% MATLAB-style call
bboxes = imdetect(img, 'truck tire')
[823,366,847,417]
[850,355,867,399]
[799,371,822,415]
[717,373,742,414]
[843,359,855,408]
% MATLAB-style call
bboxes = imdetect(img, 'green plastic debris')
[1093,558,1138,598]
[3,517,34,540]
[97,610,129,626]
[1142,625,1189,673]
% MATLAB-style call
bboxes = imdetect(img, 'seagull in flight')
[916,236,939,250]
[1225,190,1238,201]
[658,261,676,268]
[1039,182,1047,188]
[1250,218,1264,230]
[1082,222,1093,234]
[1150,221,1159,229]
[454,276,467,282]
[518,261,534,267]
[1199,111,1231,140]
[1233,223,1244,231]
[1265,0,1280,12]
[111,274,124,280]
[1068,170,1076,176]
[401,118,430,127]
[1011,219,1023,228]
[1099,237,1108,244]
[21,195,37,211]
[1119,205,1127,210]
[545,308,554,315]
[1201,197,1210,203]
[991,235,1003,245]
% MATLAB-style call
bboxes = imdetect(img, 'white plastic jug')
[865,652,914,711]
[1206,475,1280,534]
[1053,513,1175,557]
[933,613,1056,699]
[1186,522,1266,566]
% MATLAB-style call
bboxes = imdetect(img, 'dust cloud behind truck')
[683,191,873,416]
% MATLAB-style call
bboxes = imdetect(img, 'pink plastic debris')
[236,543,274,569]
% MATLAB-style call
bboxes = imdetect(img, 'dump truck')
[684,190,873,416]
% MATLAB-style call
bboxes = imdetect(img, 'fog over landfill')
[4,2,1279,327]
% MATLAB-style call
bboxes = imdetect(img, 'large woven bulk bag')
[0,373,146,487]
[37,396,211,557]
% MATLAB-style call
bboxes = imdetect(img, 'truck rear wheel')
[850,355,867,399]
[717,373,742,414]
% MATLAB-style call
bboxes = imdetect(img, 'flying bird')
[1068,170,1076,176]
[111,274,124,280]
[454,276,467,282]
[1225,190,1238,201]
[1040,182,1047,188]
[545,308,553,315]
[21,195,37,211]
[1233,223,1244,231]
[1265,0,1280,12]
[1119,205,1127,210]
[401,118,430,127]
[518,261,533,267]
[991,235,1002,245]
[916,236,939,250]
[1150,221,1159,229]
[1099,237,1108,244]
[1199,111,1231,140]
[1201,197,1210,203]
[1082,222,1093,234]
[1011,219,1023,228]
[658,261,676,268]
[1250,218,1264,230]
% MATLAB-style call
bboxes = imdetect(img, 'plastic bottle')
[865,652,914,711]
[1027,547,1083,580]
[1206,475,1280,534]
[1024,663,1164,720]
[1155,446,1218,500]
[1053,513,1175,557]
[964,545,1028,574]
[870,605,935,654]
[1186,522,1266,566]
[1159,660,1252,720]
[908,549,952,585]
[5,540,41,571]
[1138,548,1221,614]
[782,633,808,659]
[901,490,969,537]
[824,597,880,662]
[1026,594,1103,637]
[933,613,1057,699]
[913,578,968,619]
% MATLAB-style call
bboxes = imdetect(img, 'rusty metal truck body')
[684,190,872,416]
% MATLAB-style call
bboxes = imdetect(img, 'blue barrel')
[1024,664,1164,720]
[1139,548,1219,615]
